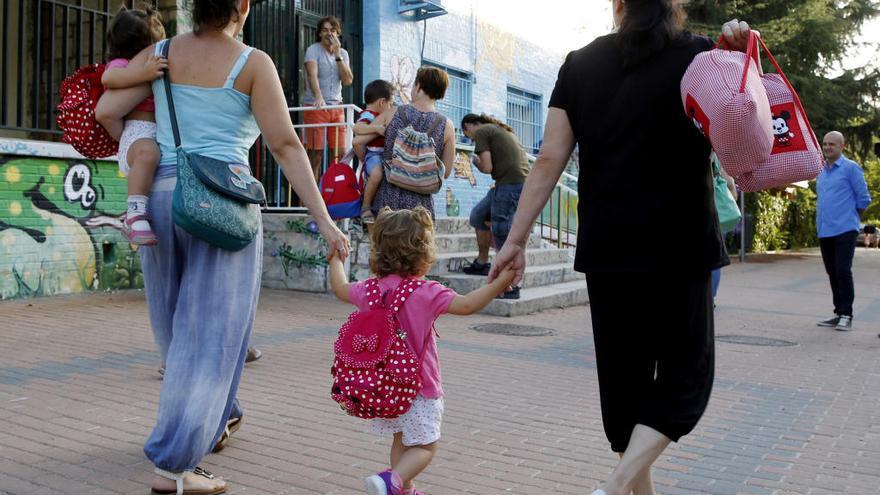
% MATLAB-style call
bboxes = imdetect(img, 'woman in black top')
[489,1,752,493]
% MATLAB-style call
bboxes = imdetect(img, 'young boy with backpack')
[352,79,394,224]
[327,206,515,495]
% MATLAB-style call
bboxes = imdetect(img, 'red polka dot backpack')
[332,277,428,419]
[56,64,119,159]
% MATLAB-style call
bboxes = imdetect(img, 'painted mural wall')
[0,140,141,299]
[362,0,568,220]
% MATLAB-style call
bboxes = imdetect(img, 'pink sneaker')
[364,470,402,495]
[123,212,158,246]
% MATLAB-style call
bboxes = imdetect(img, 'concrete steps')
[481,280,589,317]
[434,232,541,253]
[435,262,581,294]
[429,219,586,317]
[427,248,572,277]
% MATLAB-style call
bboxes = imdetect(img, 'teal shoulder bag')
[712,154,742,234]
[161,40,265,251]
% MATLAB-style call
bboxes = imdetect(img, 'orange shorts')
[302,106,347,152]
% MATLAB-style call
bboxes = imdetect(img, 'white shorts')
[117,119,157,176]
[368,396,443,446]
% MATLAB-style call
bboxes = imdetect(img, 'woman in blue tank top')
[96,1,349,493]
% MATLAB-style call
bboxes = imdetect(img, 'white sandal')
[151,467,226,495]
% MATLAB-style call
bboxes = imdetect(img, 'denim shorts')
[490,183,524,249]
[469,188,493,231]
[364,150,383,177]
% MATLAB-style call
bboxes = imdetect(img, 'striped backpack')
[384,109,445,195]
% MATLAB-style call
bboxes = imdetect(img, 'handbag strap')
[754,35,821,152]
[716,31,761,94]
[160,39,182,150]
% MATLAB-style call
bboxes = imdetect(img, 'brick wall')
[362,0,567,219]
[0,140,141,299]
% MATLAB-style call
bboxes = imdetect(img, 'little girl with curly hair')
[328,206,514,495]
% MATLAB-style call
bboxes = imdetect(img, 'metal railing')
[256,103,360,212]
[530,153,579,248]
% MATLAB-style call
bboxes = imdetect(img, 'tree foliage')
[684,1,880,162]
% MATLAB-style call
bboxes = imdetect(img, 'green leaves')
[685,1,880,163]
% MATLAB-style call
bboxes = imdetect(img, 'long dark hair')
[461,113,514,134]
[106,3,165,60]
[617,0,686,69]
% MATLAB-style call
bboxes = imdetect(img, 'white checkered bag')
[681,31,773,178]
[735,36,823,191]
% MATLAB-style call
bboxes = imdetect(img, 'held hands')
[319,219,351,261]
[141,54,168,81]
[488,242,526,288]
[721,19,752,51]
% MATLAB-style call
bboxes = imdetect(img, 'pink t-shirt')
[105,58,155,113]
[349,275,456,399]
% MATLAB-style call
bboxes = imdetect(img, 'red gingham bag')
[680,31,774,177]
[735,36,823,191]
[331,278,428,419]
[56,64,119,159]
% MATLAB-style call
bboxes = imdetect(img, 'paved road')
[0,248,878,494]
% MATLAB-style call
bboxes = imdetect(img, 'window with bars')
[422,60,472,142]
[506,86,543,154]
[0,0,135,139]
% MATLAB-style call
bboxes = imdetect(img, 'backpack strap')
[363,278,384,309]
[387,278,435,361]
[426,113,445,137]
[397,105,411,129]
[387,277,425,314]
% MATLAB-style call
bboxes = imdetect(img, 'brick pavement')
[0,248,878,494]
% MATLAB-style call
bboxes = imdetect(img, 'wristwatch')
[335,57,343,62]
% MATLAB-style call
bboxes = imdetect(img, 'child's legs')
[118,120,159,197]
[390,433,437,490]
[362,153,384,208]
[127,139,160,196]
[96,87,149,141]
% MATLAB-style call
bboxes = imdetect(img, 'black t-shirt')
[550,33,729,274]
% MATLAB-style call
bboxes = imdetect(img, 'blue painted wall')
[361,0,566,218]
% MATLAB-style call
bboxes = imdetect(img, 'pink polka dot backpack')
[56,64,119,159]
[332,277,428,419]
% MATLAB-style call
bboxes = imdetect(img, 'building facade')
[0,0,578,298]
[362,0,567,218]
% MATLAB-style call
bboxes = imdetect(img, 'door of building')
[243,0,362,209]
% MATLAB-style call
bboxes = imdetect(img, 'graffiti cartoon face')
[1,156,133,298]
[64,163,98,209]
[0,158,124,242]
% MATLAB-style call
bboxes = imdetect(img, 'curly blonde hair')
[370,207,437,277]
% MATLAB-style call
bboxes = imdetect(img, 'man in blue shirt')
[815,131,872,331]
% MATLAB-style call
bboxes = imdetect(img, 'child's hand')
[141,54,168,81]
[499,264,517,287]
